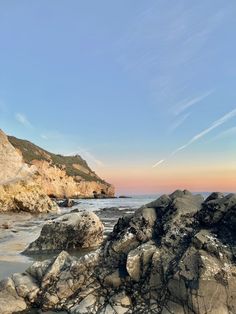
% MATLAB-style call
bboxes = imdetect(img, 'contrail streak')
[152,159,165,168]
[173,90,214,115]
[153,108,236,167]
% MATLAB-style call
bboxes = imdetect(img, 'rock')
[110,292,131,313]
[0,129,115,209]
[0,278,28,314]
[24,211,104,253]
[126,241,156,281]
[199,193,236,226]
[145,194,171,210]
[107,206,158,258]
[0,129,34,185]
[58,198,77,208]
[71,294,98,313]
[118,196,132,199]
[0,130,58,213]
[33,159,115,199]
[12,272,39,301]
[100,207,120,212]
[0,181,58,213]
[205,191,225,202]
[2,190,236,313]
[104,270,122,288]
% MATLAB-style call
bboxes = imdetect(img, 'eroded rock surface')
[8,133,115,199]
[24,211,104,253]
[1,190,236,313]
[0,130,58,213]
[0,128,114,212]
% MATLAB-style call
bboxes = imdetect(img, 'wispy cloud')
[153,108,236,167]
[213,126,236,140]
[169,112,190,132]
[115,5,227,72]
[172,90,214,116]
[15,113,32,128]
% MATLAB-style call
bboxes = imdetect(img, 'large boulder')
[24,211,104,253]
[2,190,236,313]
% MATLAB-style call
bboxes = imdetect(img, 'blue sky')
[0,1,236,193]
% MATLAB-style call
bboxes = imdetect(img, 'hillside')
[0,130,114,200]
[8,136,105,183]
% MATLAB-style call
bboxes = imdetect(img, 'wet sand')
[0,207,136,280]
[0,196,155,281]
[0,211,60,280]
[0,197,157,313]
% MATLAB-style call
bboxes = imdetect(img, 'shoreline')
[0,196,151,281]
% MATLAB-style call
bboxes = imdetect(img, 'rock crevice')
[1,190,236,313]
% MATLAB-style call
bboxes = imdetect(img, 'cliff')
[7,133,114,198]
[0,129,114,212]
[0,130,57,212]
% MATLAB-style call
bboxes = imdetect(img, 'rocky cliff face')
[32,159,114,198]
[0,130,57,213]
[8,134,114,198]
[0,131,115,198]
[0,130,34,185]
[1,190,236,313]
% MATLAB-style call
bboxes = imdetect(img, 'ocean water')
[66,192,211,213]
[0,192,212,280]
[63,194,160,213]
[0,195,157,279]
[0,192,214,313]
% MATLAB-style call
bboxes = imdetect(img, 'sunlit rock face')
[0,129,114,212]
[0,129,35,185]
[0,130,57,213]
[1,190,236,313]
[33,159,115,198]
[7,131,115,198]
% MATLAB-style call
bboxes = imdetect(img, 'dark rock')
[58,198,77,208]
[118,195,132,198]
[205,191,225,202]
[2,190,236,314]
[100,207,120,212]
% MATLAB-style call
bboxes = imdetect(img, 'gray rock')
[1,190,236,314]
[59,198,77,208]
[24,211,104,253]
[126,241,156,281]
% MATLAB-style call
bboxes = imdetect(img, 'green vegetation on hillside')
[8,136,107,183]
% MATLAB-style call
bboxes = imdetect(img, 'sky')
[0,1,236,194]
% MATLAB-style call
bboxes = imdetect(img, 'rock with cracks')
[24,211,104,253]
[1,190,236,313]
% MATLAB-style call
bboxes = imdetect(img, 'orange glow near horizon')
[98,164,236,195]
